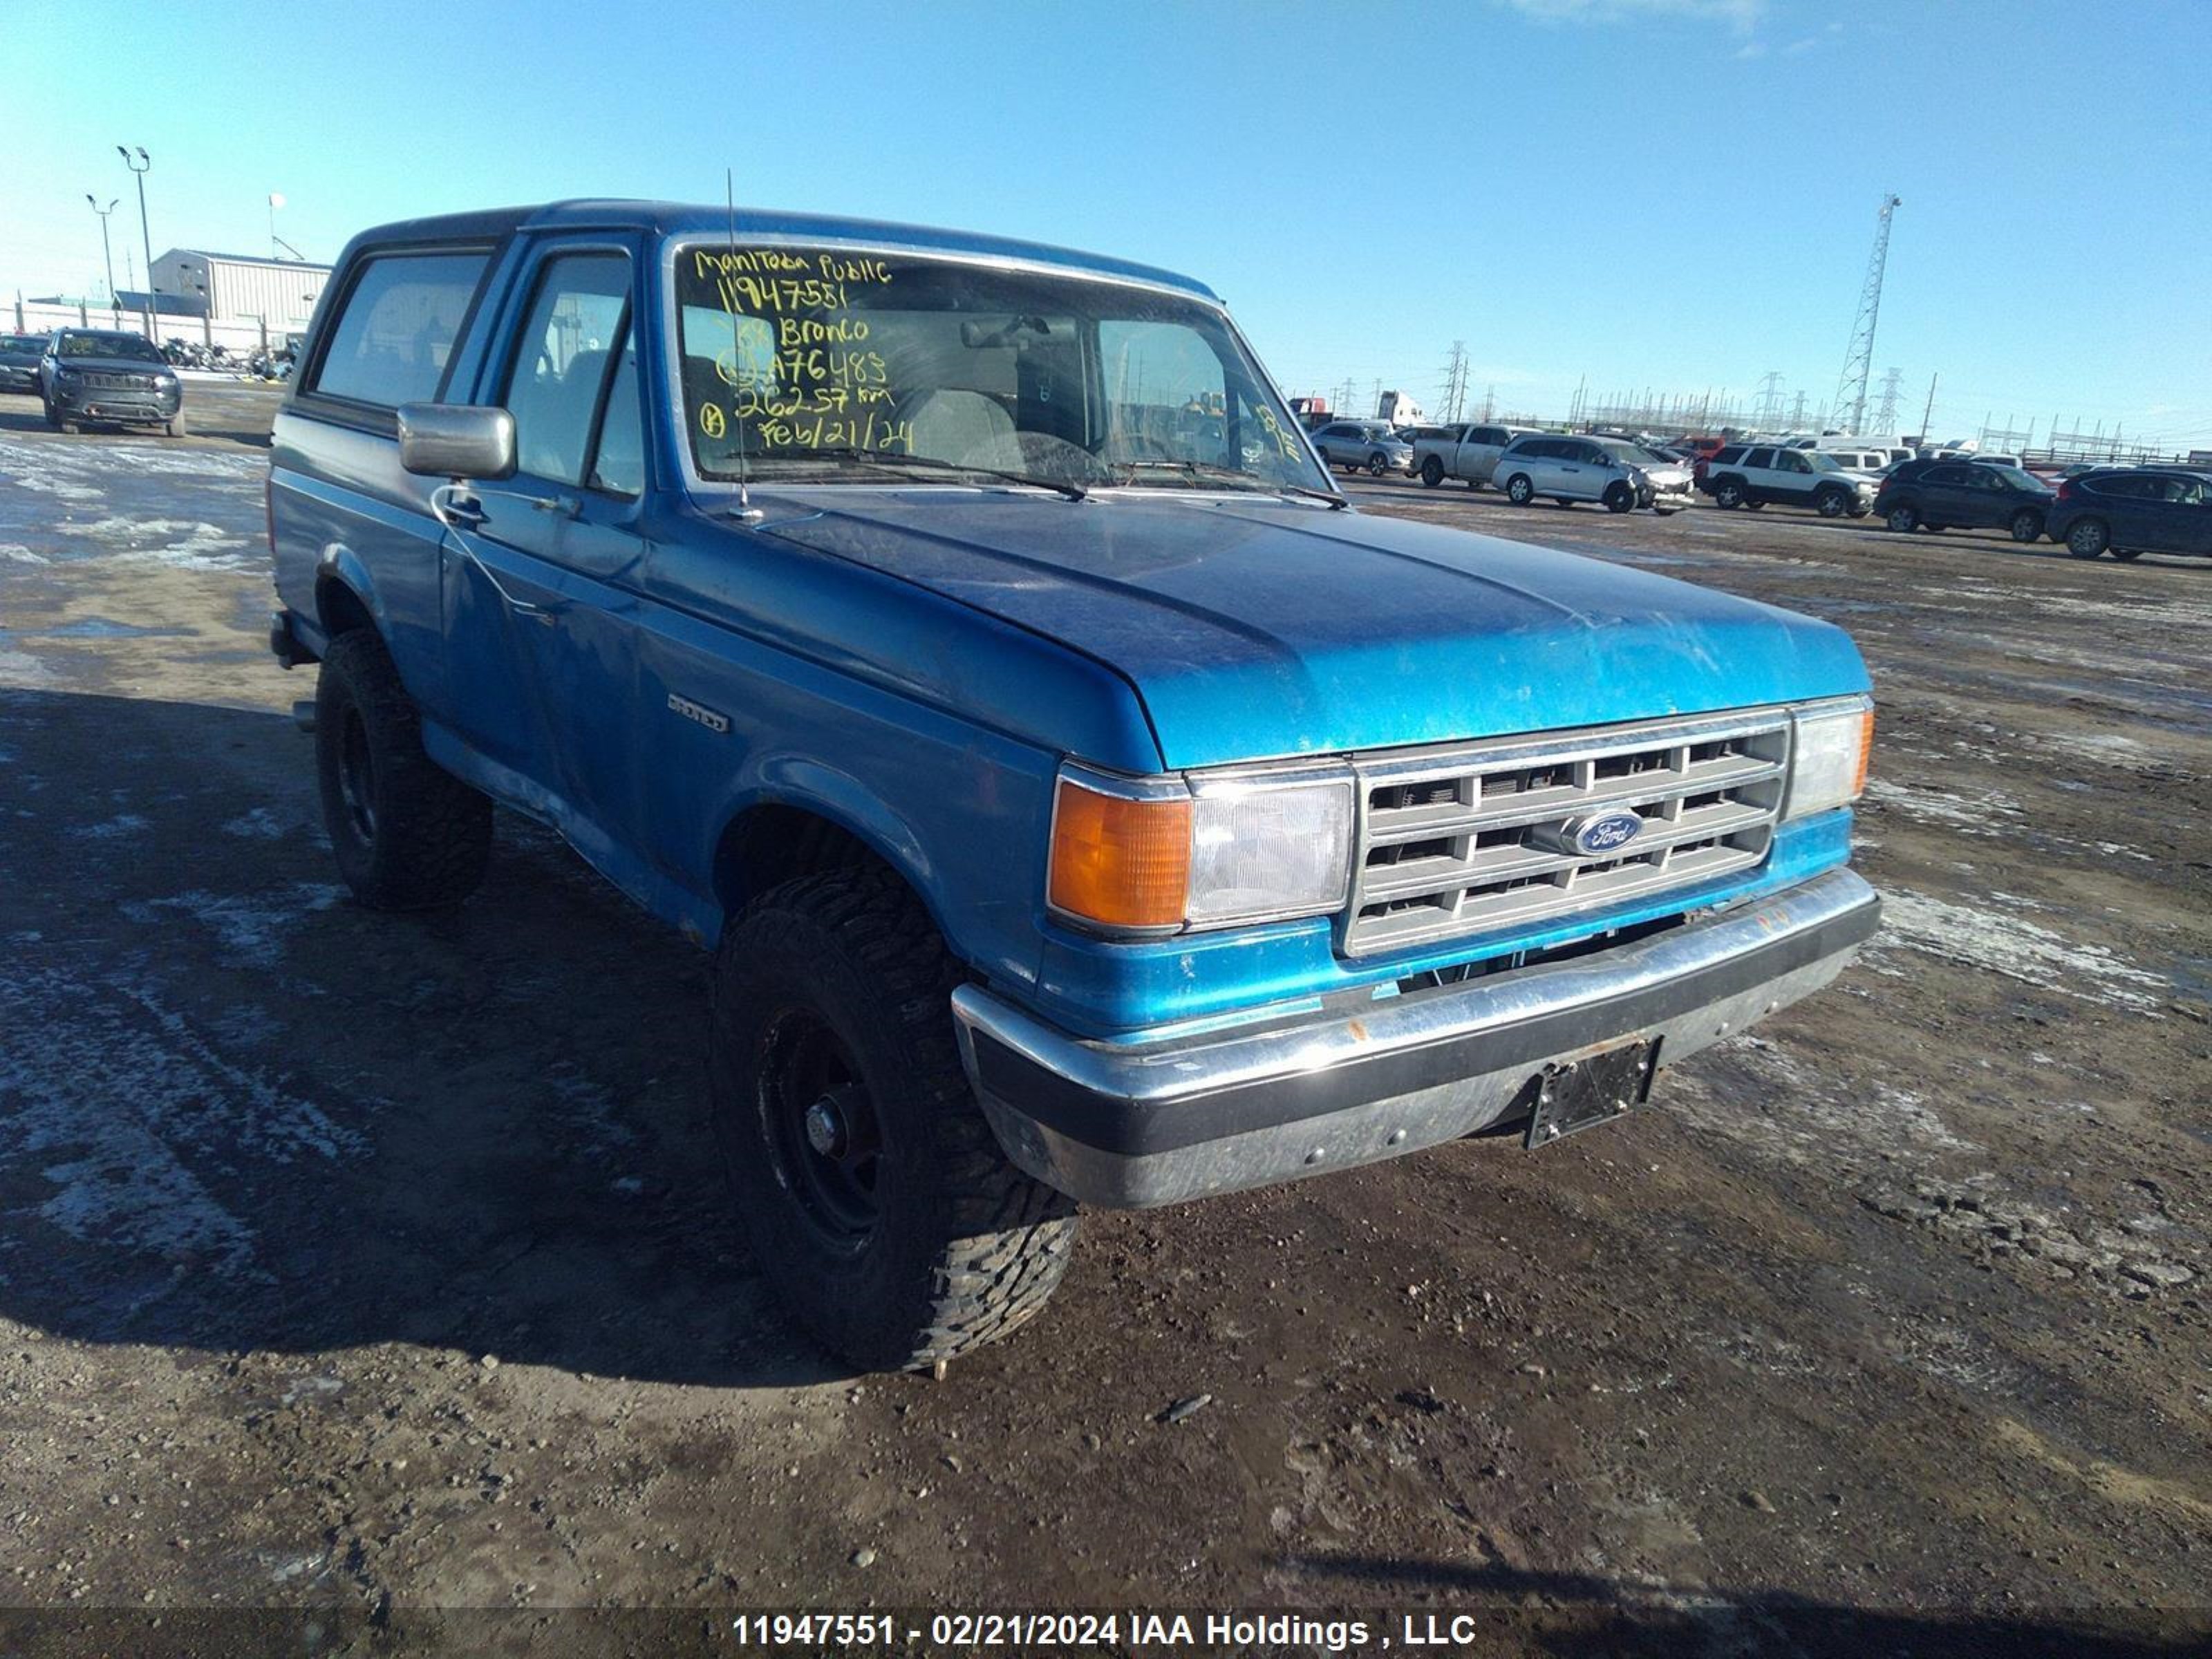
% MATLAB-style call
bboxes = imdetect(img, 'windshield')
[1634,444,1680,467]
[57,332,164,362]
[1808,453,1862,474]
[1,335,45,355]
[1987,466,2044,491]
[672,245,1330,496]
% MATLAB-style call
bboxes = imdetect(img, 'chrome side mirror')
[397,402,516,481]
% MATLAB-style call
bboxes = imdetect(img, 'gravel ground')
[1,393,2206,1656]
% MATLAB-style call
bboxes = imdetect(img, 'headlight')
[1186,769,1353,924]
[1784,696,1874,821]
[1047,763,1353,934]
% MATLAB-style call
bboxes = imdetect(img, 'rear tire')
[2108,546,2144,563]
[1713,478,1745,509]
[1505,473,1535,505]
[165,414,185,438]
[710,870,1078,1371]
[1420,456,1445,488]
[314,629,492,910]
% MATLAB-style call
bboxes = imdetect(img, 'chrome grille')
[85,371,153,390]
[1342,709,1790,957]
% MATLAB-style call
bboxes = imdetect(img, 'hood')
[52,355,171,375]
[760,492,1869,771]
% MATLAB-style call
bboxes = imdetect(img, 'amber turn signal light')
[1047,778,1191,930]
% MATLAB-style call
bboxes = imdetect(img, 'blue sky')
[10,0,2209,444]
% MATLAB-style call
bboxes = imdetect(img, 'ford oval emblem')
[1571,809,1646,856]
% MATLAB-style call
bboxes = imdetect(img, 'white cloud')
[1499,0,1766,29]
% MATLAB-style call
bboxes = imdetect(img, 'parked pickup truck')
[1412,421,1535,489]
[267,201,1880,1373]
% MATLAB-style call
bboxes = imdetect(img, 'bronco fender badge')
[1562,809,1645,856]
[667,692,730,735]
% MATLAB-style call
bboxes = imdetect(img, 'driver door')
[443,239,650,843]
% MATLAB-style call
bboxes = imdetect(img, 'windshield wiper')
[801,447,1088,502]
[1114,459,1348,509]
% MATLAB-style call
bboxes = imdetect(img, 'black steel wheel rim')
[758,1009,884,1248]
[337,706,377,841]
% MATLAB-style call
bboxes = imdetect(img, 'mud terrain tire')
[315,628,492,910]
[710,870,1078,1371]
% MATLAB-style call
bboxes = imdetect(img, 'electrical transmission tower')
[1832,194,1902,435]
[1753,372,1784,431]
[1871,366,1904,435]
[1438,340,1469,422]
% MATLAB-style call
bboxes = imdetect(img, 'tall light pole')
[118,145,156,342]
[85,195,120,322]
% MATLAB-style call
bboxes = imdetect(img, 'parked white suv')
[1309,420,1414,476]
[1492,434,1695,514]
[1412,422,1537,489]
[1699,444,1881,518]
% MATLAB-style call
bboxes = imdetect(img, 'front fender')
[699,742,1055,998]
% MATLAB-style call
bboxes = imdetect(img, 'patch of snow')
[1875,888,2168,1013]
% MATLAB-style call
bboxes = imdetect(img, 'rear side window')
[310,250,489,408]
[2085,474,2149,498]
[1712,445,1745,465]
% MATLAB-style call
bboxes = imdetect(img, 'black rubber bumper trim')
[971,893,1880,1159]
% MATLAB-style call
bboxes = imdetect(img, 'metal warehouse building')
[154,248,330,337]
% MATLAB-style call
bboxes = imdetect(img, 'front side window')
[501,252,632,489]
[672,245,1328,497]
[1743,447,1775,469]
[1774,450,1811,474]
[312,250,489,408]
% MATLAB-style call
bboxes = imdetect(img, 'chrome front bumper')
[953,868,1879,1208]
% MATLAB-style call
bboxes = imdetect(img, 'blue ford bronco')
[267,201,1879,1371]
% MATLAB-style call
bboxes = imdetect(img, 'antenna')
[726,167,761,522]
[1833,194,1902,436]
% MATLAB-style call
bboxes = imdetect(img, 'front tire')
[1603,482,1634,514]
[1886,505,1918,532]
[710,871,1078,1371]
[314,630,492,910]
[2009,508,2044,543]
[1420,456,1445,488]
[1815,487,1849,518]
[1505,473,1535,505]
[1367,451,1389,477]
